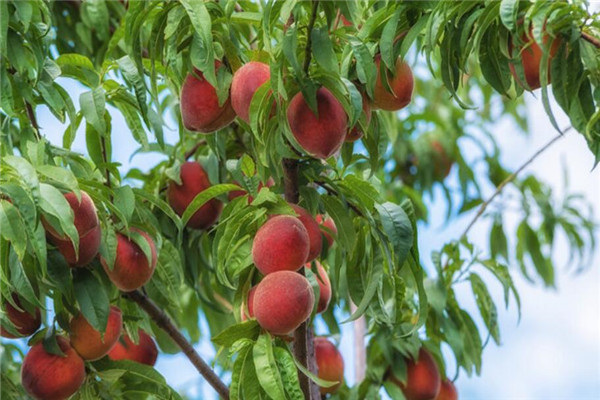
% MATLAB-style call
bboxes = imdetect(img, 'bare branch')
[126,290,230,399]
[582,31,600,48]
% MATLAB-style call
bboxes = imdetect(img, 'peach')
[287,87,348,159]
[251,215,310,275]
[373,56,414,111]
[180,62,236,133]
[316,214,337,247]
[314,337,344,394]
[0,294,41,338]
[228,177,275,202]
[44,191,101,266]
[346,92,371,142]
[509,26,559,90]
[430,140,453,179]
[391,348,441,400]
[231,61,271,123]
[311,261,331,313]
[101,228,157,292]
[21,336,86,400]
[289,204,322,262]
[167,161,223,229]
[108,330,158,366]
[253,270,315,335]
[69,305,122,360]
[240,286,257,321]
[435,379,458,400]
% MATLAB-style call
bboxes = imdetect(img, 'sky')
[8,70,600,399]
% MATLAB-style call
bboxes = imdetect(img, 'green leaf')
[73,269,110,333]
[80,88,106,135]
[38,183,79,253]
[321,195,356,250]
[274,347,304,400]
[113,186,135,224]
[338,175,379,210]
[499,0,520,31]
[469,273,500,345]
[253,334,286,400]
[36,166,79,193]
[213,320,261,348]
[380,9,400,70]
[181,184,239,227]
[0,200,28,259]
[375,202,413,266]
[311,26,338,74]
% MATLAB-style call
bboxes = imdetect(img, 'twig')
[460,130,568,240]
[313,180,364,217]
[283,159,300,204]
[302,0,320,74]
[126,290,230,399]
[582,31,600,49]
[24,101,42,141]
[184,140,207,160]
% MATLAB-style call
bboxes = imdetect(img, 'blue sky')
[11,74,600,399]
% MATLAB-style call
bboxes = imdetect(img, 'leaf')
[499,0,520,31]
[338,175,379,210]
[0,200,28,259]
[36,166,79,193]
[469,273,500,345]
[113,186,135,224]
[38,183,79,252]
[253,334,286,400]
[80,88,106,135]
[380,9,400,70]
[321,195,356,250]
[181,184,239,227]
[274,347,304,400]
[73,269,110,333]
[375,202,413,266]
[212,320,261,348]
[311,27,338,74]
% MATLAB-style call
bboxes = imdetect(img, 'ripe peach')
[252,215,310,275]
[287,87,348,159]
[435,379,458,400]
[0,295,41,338]
[373,56,414,111]
[44,191,101,266]
[253,270,315,335]
[312,261,331,313]
[180,62,236,133]
[228,177,275,202]
[391,348,441,400]
[316,214,337,247]
[430,140,453,180]
[108,330,158,366]
[314,337,344,394]
[289,204,322,262]
[101,228,157,292]
[69,305,122,360]
[231,61,271,123]
[21,336,86,400]
[167,161,223,229]
[240,286,257,321]
[509,26,559,90]
[346,93,371,142]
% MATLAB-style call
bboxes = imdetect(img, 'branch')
[313,180,364,217]
[100,135,112,192]
[460,130,567,240]
[302,0,320,74]
[184,140,207,160]
[25,101,42,141]
[126,290,230,400]
[582,31,600,48]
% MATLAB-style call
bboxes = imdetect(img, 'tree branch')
[302,0,320,74]
[25,101,42,141]
[460,130,567,240]
[126,290,230,400]
[100,135,112,192]
[582,31,600,49]
[184,140,207,160]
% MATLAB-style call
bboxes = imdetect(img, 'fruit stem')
[126,290,230,399]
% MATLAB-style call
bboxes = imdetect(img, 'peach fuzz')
[314,337,345,394]
[69,305,122,360]
[21,336,86,400]
[287,87,348,159]
[253,270,315,335]
[231,61,271,123]
[108,330,158,366]
[180,62,236,133]
[167,161,223,230]
[102,228,157,292]
[251,215,310,275]
[373,56,414,111]
[44,191,101,266]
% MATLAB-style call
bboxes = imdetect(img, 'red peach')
[287,87,348,159]
[108,330,158,366]
[316,215,337,247]
[391,348,441,400]
[289,204,322,262]
[0,294,41,338]
[251,215,310,275]
[435,379,458,400]
[373,56,414,111]
[167,161,223,229]
[312,261,331,313]
[231,61,271,123]
[430,141,453,179]
[240,286,257,321]
[180,62,236,133]
[509,26,560,90]
[101,228,157,292]
[253,271,315,335]
[69,305,122,360]
[314,337,345,394]
[21,336,86,400]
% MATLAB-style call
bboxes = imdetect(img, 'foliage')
[0,0,598,399]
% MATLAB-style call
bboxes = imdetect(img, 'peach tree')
[1,1,599,399]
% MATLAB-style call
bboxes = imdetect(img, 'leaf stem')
[126,290,230,399]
